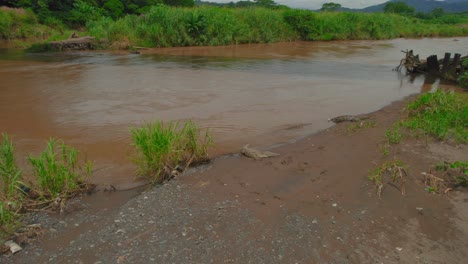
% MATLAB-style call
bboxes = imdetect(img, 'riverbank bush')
[85,6,468,48]
[87,6,297,47]
[131,120,212,183]
[0,7,62,40]
[283,10,468,40]
[2,5,468,48]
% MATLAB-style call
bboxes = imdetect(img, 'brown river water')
[0,38,466,189]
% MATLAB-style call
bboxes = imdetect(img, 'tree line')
[0,0,195,24]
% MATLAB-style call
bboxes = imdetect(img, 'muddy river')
[0,38,466,189]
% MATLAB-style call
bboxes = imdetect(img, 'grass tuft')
[0,134,23,236]
[369,159,407,198]
[347,119,376,133]
[385,123,403,145]
[402,90,468,143]
[1,135,93,239]
[131,120,213,183]
[426,160,468,193]
[28,138,93,200]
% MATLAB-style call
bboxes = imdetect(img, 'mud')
[1,96,467,263]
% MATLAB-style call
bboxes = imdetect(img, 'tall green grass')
[284,10,468,40]
[0,134,23,234]
[87,5,297,48]
[131,120,212,183]
[28,138,93,199]
[0,134,22,199]
[3,5,468,49]
[1,135,93,238]
[85,6,468,49]
[0,7,62,40]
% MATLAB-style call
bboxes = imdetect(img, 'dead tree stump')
[442,53,451,75]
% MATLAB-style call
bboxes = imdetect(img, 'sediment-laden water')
[0,38,465,188]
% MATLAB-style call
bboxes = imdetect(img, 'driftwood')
[394,50,422,72]
[49,36,96,51]
[395,49,467,82]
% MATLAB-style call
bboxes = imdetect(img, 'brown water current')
[0,38,466,189]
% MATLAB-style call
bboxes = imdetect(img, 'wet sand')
[2,95,467,263]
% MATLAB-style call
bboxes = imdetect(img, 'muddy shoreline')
[2,94,467,263]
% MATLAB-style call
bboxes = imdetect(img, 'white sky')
[209,1,449,9]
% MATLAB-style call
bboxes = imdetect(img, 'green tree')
[321,2,341,12]
[430,7,445,18]
[383,1,415,16]
[126,0,163,14]
[69,0,104,25]
[103,0,125,19]
[0,0,30,7]
[163,0,194,7]
[254,0,277,7]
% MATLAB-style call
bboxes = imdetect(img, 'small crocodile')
[328,115,369,123]
[241,144,280,159]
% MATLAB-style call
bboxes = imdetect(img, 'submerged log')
[49,36,96,51]
[396,50,467,82]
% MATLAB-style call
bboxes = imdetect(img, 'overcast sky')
[210,1,443,9]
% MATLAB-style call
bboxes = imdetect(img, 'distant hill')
[360,0,468,13]
[197,0,468,13]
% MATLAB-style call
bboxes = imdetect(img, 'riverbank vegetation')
[1,1,468,49]
[131,120,212,183]
[401,90,467,142]
[383,90,467,145]
[371,90,468,197]
[0,134,23,235]
[0,135,93,239]
[459,59,468,88]
[0,6,66,40]
[1,118,212,241]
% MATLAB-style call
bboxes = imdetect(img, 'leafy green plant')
[369,159,407,198]
[28,138,93,200]
[131,120,212,183]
